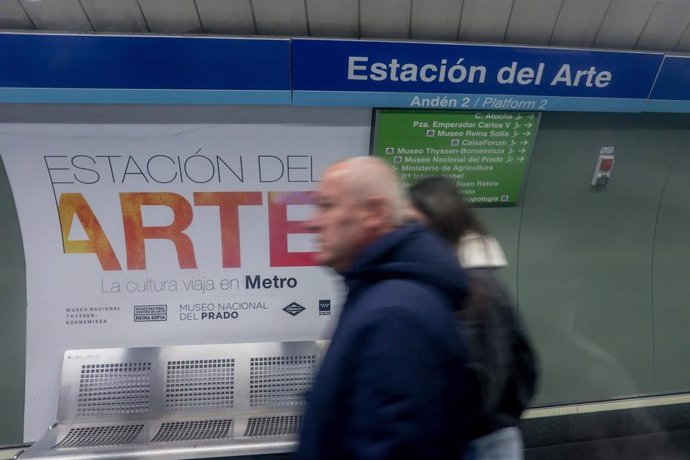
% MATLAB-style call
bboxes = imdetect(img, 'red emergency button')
[600,158,613,172]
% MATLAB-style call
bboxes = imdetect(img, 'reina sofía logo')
[133,304,168,322]
[282,302,306,316]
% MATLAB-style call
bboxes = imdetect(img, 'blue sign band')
[0,88,291,105]
[0,33,290,91]
[649,56,690,101]
[292,39,663,99]
[645,100,690,112]
[3,34,690,111]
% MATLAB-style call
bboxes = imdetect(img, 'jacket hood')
[343,224,468,310]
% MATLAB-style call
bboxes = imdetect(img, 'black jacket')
[296,225,479,460]
[460,268,539,438]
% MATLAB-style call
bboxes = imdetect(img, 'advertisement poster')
[0,110,370,441]
[373,109,540,206]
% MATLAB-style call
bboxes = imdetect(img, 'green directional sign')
[373,109,540,206]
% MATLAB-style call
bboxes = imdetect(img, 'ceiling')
[0,0,690,53]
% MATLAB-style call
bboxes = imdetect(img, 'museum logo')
[134,304,168,322]
[319,300,331,316]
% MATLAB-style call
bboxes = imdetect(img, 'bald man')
[297,158,478,460]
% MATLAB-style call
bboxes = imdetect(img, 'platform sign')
[373,109,540,206]
[293,39,663,112]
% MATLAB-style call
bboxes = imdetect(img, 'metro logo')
[58,191,317,270]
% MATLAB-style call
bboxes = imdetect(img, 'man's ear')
[362,195,390,231]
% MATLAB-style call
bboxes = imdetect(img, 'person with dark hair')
[407,175,506,268]
[408,176,538,460]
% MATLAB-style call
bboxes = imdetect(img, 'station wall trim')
[1,32,690,112]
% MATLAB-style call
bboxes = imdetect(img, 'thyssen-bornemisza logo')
[283,302,305,316]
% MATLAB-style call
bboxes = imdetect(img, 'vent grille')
[249,355,315,407]
[77,362,151,416]
[244,415,303,437]
[55,424,143,448]
[151,419,232,442]
[165,359,234,410]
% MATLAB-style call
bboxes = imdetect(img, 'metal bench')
[19,341,327,459]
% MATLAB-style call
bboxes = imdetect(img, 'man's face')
[308,168,369,273]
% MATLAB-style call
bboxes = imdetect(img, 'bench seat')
[19,341,327,460]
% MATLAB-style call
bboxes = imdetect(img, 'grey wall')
[0,156,26,445]
[479,112,690,405]
[652,131,690,393]
[3,107,690,444]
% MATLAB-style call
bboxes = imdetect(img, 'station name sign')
[292,39,663,112]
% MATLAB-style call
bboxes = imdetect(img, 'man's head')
[308,157,406,273]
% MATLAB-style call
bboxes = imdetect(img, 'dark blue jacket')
[297,225,478,460]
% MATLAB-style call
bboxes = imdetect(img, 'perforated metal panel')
[249,356,315,407]
[165,359,235,410]
[25,342,325,460]
[151,419,232,442]
[54,424,144,448]
[244,416,303,437]
[77,363,151,416]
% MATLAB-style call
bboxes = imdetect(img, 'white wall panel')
[594,0,658,49]
[674,25,690,51]
[0,0,33,29]
[505,0,563,45]
[196,0,255,35]
[410,0,462,41]
[550,0,610,48]
[636,0,690,51]
[458,0,512,43]
[138,0,201,34]
[252,0,308,36]
[81,0,148,33]
[2,0,688,54]
[19,0,91,31]
[361,0,411,39]
[306,0,358,37]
